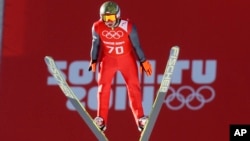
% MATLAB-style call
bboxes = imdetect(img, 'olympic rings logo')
[165,85,215,110]
[102,30,124,39]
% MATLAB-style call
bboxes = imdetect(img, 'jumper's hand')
[140,60,152,76]
[88,61,97,72]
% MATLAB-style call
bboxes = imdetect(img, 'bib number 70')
[107,46,124,55]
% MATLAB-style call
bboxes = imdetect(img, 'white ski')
[139,46,180,141]
[44,56,108,141]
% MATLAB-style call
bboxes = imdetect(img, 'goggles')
[102,15,116,22]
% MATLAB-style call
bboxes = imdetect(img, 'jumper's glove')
[140,60,152,76]
[88,60,97,72]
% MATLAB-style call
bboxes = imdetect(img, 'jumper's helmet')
[100,1,120,28]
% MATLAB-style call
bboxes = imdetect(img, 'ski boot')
[94,117,107,131]
[138,116,148,132]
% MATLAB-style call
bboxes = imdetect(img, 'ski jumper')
[90,19,147,124]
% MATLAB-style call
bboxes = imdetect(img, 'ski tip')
[44,56,54,64]
[170,45,180,56]
[44,56,52,59]
[172,45,180,49]
[44,56,53,61]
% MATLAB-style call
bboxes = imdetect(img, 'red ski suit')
[90,19,147,124]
